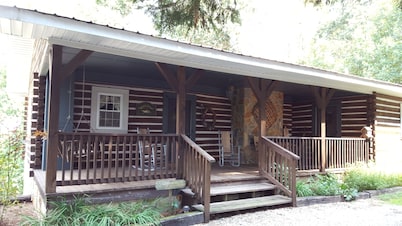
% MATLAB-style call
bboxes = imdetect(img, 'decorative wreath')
[201,104,216,130]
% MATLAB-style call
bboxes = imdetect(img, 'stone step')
[192,195,292,214]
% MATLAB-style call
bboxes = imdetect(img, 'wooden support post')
[177,66,186,135]
[45,45,62,193]
[312,87,335,172]
[45,45,93,193]
[247,78,277,170]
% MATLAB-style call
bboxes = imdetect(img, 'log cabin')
[1,6,401,223]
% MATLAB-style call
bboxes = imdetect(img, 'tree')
[96,0,242,50]
[0,68,24,223]
[301,0,402,84]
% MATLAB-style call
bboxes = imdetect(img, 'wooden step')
[210,182,275,196]
[192,195,292,214]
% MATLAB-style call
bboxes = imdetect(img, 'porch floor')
[36,164,261,196]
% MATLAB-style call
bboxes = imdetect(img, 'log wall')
[72,82,231,158]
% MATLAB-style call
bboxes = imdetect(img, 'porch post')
[247,78,277,169]
[45,45,93,193]
[312,87,335,172]
[45,45,62,193]
[176,66,186,135]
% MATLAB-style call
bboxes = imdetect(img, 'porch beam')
[45,45,63,193]
[59,49,93,81]
[185,69,203,90]
[155,62,179,92]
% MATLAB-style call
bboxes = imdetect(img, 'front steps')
[182,180,292,216]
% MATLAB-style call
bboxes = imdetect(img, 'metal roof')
[0,5,401,97]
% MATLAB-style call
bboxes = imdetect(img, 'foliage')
[96,0,242,49]
[301,0,402,84]
[22,196,162,226]
[0,68,25,223]
[377,191,402,206]
[296,180,314,197]
[296,174,342,197]
[297,164,402,202]
[343,166,402,191]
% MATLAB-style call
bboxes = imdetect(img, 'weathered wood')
[259,137,299,207]
[192,195,291,214]
[59,49,93,81]
[177,67,186,135]
[45,45,63,193]
[181,134,215,223]
[57,132,179,185]
[210,182,275,196]
[268,136,370,170]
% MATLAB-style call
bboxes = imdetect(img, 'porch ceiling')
[1,6,402,98]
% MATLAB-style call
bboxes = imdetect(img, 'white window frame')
[90,86,129,134]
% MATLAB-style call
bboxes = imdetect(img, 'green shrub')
[22,196,161,226]
[296,180,314,197]
[343,167,402,191]
[310,174,342,196]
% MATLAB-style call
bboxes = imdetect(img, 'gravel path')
[195,198,402,226]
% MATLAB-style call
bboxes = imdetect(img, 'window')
[400,103,402,138]
[91,86,129,133]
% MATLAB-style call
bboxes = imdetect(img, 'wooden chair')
[137,127,155,171]
[218,131,240,167]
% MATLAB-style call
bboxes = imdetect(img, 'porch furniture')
[137,128,156,171]
[137,128,168,171]
[218,131,240,167]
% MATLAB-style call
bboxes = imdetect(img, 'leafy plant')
[22,196,162,226]
[340,184,358,201]
[343,166,402,191]
[0,68,25,223]
[296,180,314,197]
[310,174,342,196]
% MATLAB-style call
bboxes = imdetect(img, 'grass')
[377,191,402,206]
[21,195,181,226]
[296,164,402,201]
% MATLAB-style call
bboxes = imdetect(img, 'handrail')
[57,132,179,185]
[260,136,300,207]
[181,135,216,162]
[180,134,215,223]
[267,136,370,170]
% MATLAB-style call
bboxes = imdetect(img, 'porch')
[31,132,371,222]
[54,132,370,186]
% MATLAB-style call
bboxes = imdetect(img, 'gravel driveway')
[195,198,402,226]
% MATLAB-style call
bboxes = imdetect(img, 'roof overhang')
[1,5,401,97]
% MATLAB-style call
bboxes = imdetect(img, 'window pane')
[98,94,121,128]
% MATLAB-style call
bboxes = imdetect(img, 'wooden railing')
[57,132,179,186]
[260,137,300,206]
[267,137,370,171]
[181,134,216,223]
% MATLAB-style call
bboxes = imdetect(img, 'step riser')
[211,190,275,202]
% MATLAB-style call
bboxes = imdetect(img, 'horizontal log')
[375,93,402,102]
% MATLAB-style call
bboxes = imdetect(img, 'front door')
[163,93,196,140]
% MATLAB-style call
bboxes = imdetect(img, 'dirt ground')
[0,202,36,226]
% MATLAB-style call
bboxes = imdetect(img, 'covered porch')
[31,44,373,222]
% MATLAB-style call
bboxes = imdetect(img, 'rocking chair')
[218,131,240,167]
[137,127,155,171]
